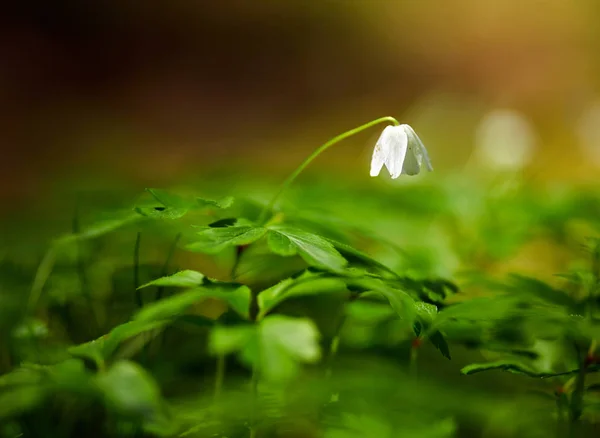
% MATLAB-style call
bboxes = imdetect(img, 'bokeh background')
[3,0,600,205]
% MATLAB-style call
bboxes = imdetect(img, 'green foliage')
[187,225,268,254]
[6,172,600,437]
[209,315,321,382]
[134,283,251,321]
[138,270,205,289]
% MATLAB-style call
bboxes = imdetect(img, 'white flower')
[370,124,433,178]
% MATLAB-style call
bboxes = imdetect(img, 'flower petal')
[401,141,421,175]
[370,126,392,177]
[383,126,408,179]
[370,142,387,177]
[404,124,433,172]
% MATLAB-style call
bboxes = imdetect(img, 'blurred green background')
[4,0,600,206]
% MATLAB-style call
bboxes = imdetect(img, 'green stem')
[73,205,101,330]
[155,233,181,302]
[27,247,57,315]
[410,346,418,378]
[257,116,400,224]
[134,232,142,308]
[568,345,586,425]
[214,354,226,400]
[249,369,259,438]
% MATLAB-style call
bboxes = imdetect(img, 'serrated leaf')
[266,231,297,256]
[461,361,540,376]
[197,196,234,209]
[459,360,587,378]
[378,287,417,328]
[208,218,237,228]
[325,237,398,278]
[134,285,251,321]
[344,277,418,329]
[415,302,438,324]
[102,320,167,357]
[134,188,194,220]
[428,331,451,360]
[257,274,347,319]
[506,274,576,309]
[134,206,189,220]
[146,188,192,209]
[138,270,205,290]
[268,226,347,272]
[68,320,167,366]
[425,295,524,336]
[186,226,267,254]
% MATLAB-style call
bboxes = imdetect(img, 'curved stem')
[27,247,57,315]
[213,353,226,401]
[257,116,400,224]
[410,347,418,378]
[133,232,142,308]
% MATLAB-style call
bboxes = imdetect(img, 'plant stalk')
[134,231,142,308]
[257,116,400,225]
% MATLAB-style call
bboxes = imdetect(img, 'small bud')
[411,337,423,349]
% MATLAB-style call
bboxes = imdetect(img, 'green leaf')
[208,217,237,228]
[96,361,162,418]
[257,273,348,319]
[345,299,396,323]
[102,320,167,357]
[208,316,322,382]
[258,316,322,381]
[415,302,438,324]
[68,320,167,366]
[0,386,46,420]
[268,226,347,272]
[459,360,588,378]
[325,237,399,278]
[428,331,451,360]
[426,295,524,335]
[208,325,256,356]
[197,196,234,209]
[505,274,575,310]
[146,188,192,209]
[0,367,43,388]
[138,270,205,290]
[47,358,95,393]
[134,188,194,220]
[266,231,297,256]
[67,339,105,369]
[134,205,189,220]
[378,287,417,328]
[461,361,540,376]
[186,226,267,254]
[134,285,251,321]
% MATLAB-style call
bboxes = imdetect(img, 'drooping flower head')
[370,124,432,179]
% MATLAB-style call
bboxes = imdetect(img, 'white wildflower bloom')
[370,124,433,178]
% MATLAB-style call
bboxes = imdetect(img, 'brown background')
[2,0,600,204]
